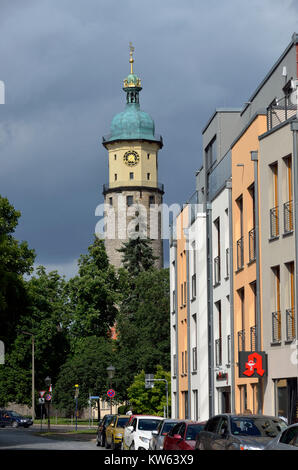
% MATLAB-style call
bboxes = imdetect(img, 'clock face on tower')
[123,150,140,166]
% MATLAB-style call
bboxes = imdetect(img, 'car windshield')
[10,412,22,418]
[105,416,114,425]
[138,419,161,431]
[231,417,287,437]
[117,417,130,428]
[185,424,205,440]
[163,422,179,434]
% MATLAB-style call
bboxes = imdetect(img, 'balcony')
[272,311,281,343]
[191,274,196,300]
[286,308,296,342]
[214,256,221,286]
[238,329,245,352]
[267,95,297,131]
[284,200,294,234]
[192,347,197,372]
[103,181,164,194]
[248,228,256,263]
[270,206,279,238]
[215,338,222,366]
[236,237,244,271]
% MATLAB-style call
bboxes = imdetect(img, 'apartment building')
[170,33,298,423]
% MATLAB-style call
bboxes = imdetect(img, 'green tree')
[67,237,118,341]
[0,196,35,347]
[0,267,70,407]
[54,336,116,415]
[127,366,171,416]
[115,268,170,401]
[117,237,157,276]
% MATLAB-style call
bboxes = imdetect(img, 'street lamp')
[22,331,35,421]
[45,376,51,431]
[106,365,115,414]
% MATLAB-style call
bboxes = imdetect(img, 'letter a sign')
[239,351,267,378]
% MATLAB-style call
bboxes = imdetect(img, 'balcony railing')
[214,256,221,285]
[284,200,294,233]
[238,329,245,352]
[272,311,281,343]
[270,206,279,238]
[236,237,244,270]
[250,325,256,351]
[225,248,229,278]
[191,274,196,300]
[192,347,197,372]
[215,338,222,366]
[267,95,297,130]
[286,308,296,342]
[249,228,256,262]
[103,181,164,194]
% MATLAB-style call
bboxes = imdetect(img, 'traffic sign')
[89,396,100,400]
[39,391,46,398]
[45,394,52,401]
[107,389,115,398]
[39,398,45,404]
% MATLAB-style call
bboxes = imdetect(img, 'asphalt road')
[0,425,103,450]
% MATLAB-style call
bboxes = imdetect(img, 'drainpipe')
[290,121,298,373]
[251,150,263,414]
[174,232,179,419]
[226,178,235,413]
[206,202,215,418]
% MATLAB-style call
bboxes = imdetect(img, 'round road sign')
[107,389,115,398]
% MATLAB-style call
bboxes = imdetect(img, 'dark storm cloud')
[0,0,297,276]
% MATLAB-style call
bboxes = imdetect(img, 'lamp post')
[106,365,115,414]
[45,376,51,431]
[22,332,35,420]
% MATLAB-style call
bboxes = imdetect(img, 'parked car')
[163,420,206,450]
[149,419,182,450]
[105,415,131,450]
[264,423,298,450]
[195,414,287,450]
[0,410,33,428]
[122,415,163,450]
[96,414,115,447]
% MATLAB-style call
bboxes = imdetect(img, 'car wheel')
[100,434,105,447]
[96,435,100,447]
[12,421,18,428]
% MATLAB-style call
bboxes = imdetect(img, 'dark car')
[149,419,183,450]
[0,410,33,428]
[195,414,288,450]
[163,420,206,450]
[96,414,115,447]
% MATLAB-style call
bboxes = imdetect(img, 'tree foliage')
[127,365,171,416]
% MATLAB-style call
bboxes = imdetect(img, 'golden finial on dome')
[129,42,134,74]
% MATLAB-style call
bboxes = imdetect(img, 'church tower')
[102,44,164,269]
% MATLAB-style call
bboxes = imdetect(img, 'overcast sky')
[1,0,298,277]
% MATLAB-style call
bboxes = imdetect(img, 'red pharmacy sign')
[239,352,267,378]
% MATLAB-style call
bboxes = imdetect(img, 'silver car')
[149,419,182,450]
[264,423,298,450]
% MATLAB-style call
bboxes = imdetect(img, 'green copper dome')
[109,102,157,141]
[102,45,162,147]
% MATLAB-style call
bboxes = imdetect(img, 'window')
[284,155,293,233]
[236,195,244,269]
[147,173,151,180]
[184,281,187,305]
[109,197,113,206]
[129,172,134,180]
[205,416,221,433]
[114,173,117,181]
[149,195,155,206]
[147,153,150,159]
[114,154,117,160]
[272,265,281,343]
[270,162,279,237]
[205,136,217,170]
[127,195,133,206]
[218,417,229,436]
[280,427,298,446]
